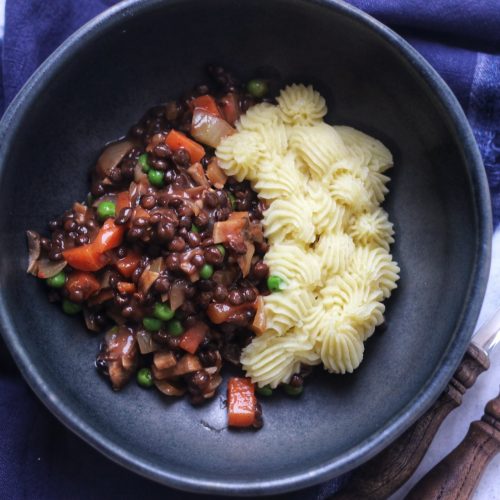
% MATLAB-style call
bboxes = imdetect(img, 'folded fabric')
[1,1,499,499]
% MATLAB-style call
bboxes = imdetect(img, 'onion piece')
[206,158,227,188]
[73,202,89,225]
[152,364,172,381]
[149,257,164,274]
[169,280,185,311]
[187,162,209,187]
[212,269,237,286]
[154,379,186,397]
[213,217,248,244]
[26,230,41,275]
[206,374,223,394]
[170,354,202,376]
[190,108,235,148]
[146,133,166,153]
[92,193,117,208]
[136,329,160,354]
[131,206,151,224]
[249,222,264,243]
[99,326,138,389]
[36,259,67,279]
[129,181,140,203]
[207,300,257,325]
[105,308,126,325]
[153,351,177,370]
[154,353,202,379]
[88,288,114,307]
[96,139,134,178]
[237,241,255,277]
[219,92,240,125]
[185,186,206,200]
[138,265,159,295]
[83,308,100,332]
[179,249,203,276]
[133,160,148,185]
[228,211,249,221]
[73,202,87,215]
[100,270,113,289]
[251,296,266,336]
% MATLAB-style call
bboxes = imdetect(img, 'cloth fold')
[1,1,499,499]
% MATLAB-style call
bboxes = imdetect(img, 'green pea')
[62,299,82,315]
[139,153,150,173]
[143,316,163,332]
[228,192,237,209]
[191,224,199,233]
[167,320,184,336]
[284,384,303,397]
[216,244,226,258]
[46,271,66,288]
[153,303,174,321]
[137,367,154,388]
[148,169,164,187]
[256,385,273,397]
[267,275,285,292]
[199,263,214,280]
[247,79,269,98]
[97,201,116,220]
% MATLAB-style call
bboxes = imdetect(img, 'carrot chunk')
[165,130,205,163]
[227,377,256,428]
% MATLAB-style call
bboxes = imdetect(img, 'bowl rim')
[0,0,492,495]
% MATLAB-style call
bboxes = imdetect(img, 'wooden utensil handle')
[332,343,489,500]
[405,392,500,500]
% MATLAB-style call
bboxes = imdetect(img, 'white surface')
[0,0,4,39]
[390,228,500,500]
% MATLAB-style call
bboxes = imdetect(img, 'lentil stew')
[26,67,306,429]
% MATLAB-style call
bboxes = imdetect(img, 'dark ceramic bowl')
[0,0,491,495]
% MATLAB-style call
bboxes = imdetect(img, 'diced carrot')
[179,322,208,354]
[219,93,240,125]
[227,378,256,428]
[165,130,205,164]
[115,191,131,213]
[63,219,124,271]
[117,281,136,294]
[115,251,141,278]
[192,95,221,117]
[65,271,101,300]
[93,218,125,253]
[206,159,227,188]
[62,244,109,272]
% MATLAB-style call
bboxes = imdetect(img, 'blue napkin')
[1,1,499,499]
